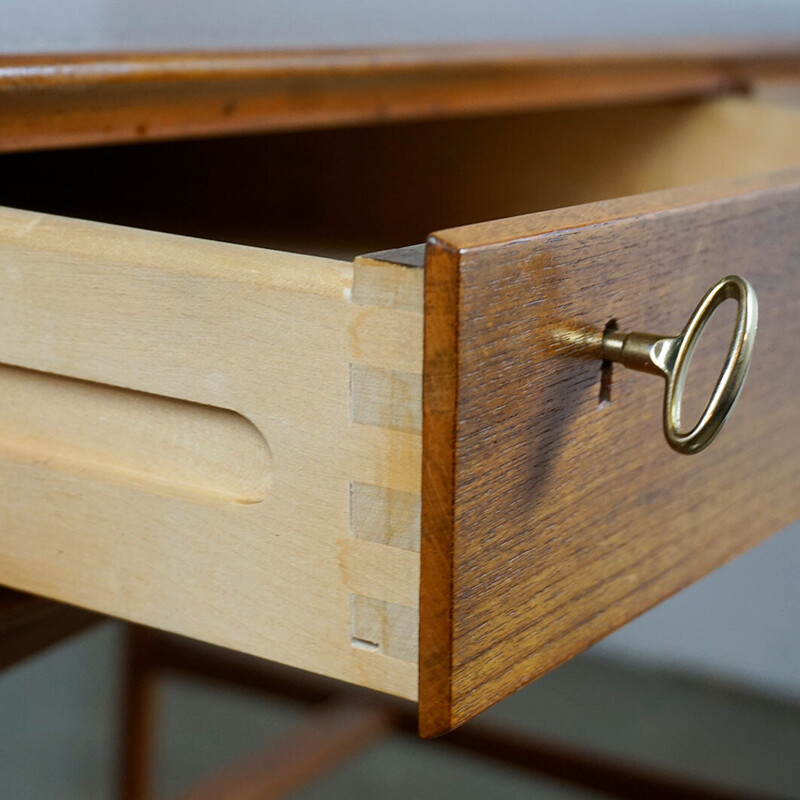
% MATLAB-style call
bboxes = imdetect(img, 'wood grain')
[419,169,800,735]
[0,206,422,699]
[5,40,800,153]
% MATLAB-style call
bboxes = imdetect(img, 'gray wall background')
[4,0,800,53]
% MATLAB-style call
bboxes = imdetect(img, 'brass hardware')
[600,275,758,455]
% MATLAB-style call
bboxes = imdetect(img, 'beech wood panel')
[420,170,800,735]
[0,206,422,699]
[5,41,800,153]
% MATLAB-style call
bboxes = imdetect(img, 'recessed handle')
[601,275,758,455]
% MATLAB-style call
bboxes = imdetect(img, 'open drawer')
[0,97,798,736]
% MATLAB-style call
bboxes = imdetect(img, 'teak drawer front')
[419,170,800,735]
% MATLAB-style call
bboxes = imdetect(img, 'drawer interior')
[2,96,800,259]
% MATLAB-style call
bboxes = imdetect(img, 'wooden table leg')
[147,632,783,800]
[119,625,160,800]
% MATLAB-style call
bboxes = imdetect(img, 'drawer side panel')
[0,207,422,699]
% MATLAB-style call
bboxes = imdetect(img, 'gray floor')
[1,622,799,799]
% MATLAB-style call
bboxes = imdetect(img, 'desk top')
[3,40,800,153]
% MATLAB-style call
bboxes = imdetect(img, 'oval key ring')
[601,276,758,455]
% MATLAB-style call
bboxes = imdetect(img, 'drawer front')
[0,207,422,699]
[420,169,800,735]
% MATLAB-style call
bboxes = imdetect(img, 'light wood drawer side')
[0,207,424,699]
